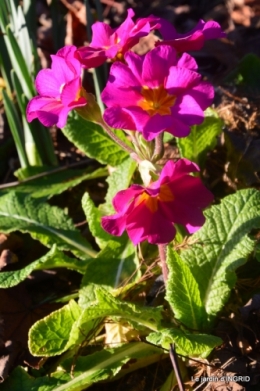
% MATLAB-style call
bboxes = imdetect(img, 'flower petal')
[90,22,114,47]
[160,200,206,234]
[124,52,144,85]
[126,204,176,244]
[175,94,205,125]
[116,8,136,46]
[55,107,71,128]
[101,214,127,237]
[35,69,60,97]
[60,78,79,105]
[142,46,177,87]
[76,46,108,68]
[165,116,191,138]
[103,107,137,130]
[112,185,144,213]
[177,53,198,71]
[165,66,202,94]
[188,81,214,110]
[169,176,214,207]
[159,159,200,185]
[142,114,173,140]
[26,96,62,125]
[108,61,140,89]
[50,54,76,84]
[202,21,226,39]
[158,18,178,40]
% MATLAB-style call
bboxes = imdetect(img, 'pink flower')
[76,9,160,68]
[157,19,226,52]
[26,45,87,128]
[101,45,214,140]
[101,159,213,245]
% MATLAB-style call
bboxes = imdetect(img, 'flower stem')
[152,133,164,162]
[158,244,168,283]
[98,120,136,155]
[169,344,185,391]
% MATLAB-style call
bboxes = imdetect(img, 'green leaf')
[81,192,112,249]
[147,329,222,358]
[62,112,128,166]
[181,189,260,326]
[11,167,108,200]
[0,366,62,391]
[55,342,164,391]
[159,371,177,391]
[9,4,34,74]
[29,300,82,356]
[166,247,207,330]
[2,89,29,168]
[0,24,34,98]
[0,191,96,259]
[163,132,174,143]
[79,236,140,306]
[101,158,137,214]
[77,287,163,332]
[0,246,89,288]
[4,343,164,391]
[177,108,222,167]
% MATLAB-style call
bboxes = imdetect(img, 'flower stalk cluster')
[26,9,225,247]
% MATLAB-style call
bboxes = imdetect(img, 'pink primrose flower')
[26,45,87,128]
[101,45,214,140]
[157,19,226,52]
[76,8,160,68]
[101,159,213,245]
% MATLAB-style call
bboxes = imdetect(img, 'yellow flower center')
[138,85,176,116]
[135,184,174,213]
[111,51,125,63]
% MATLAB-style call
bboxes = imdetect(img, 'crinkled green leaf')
[166,247,207,330]
[81,192,112,249]
[62,112,128,166]
[101,158,137,214]
[181,189,260,326]
[0,191,96,259]
[77,287,163,333]
[177,108,222,167]
[11,167,108,200]
[29,300,82,356]
[147,329,222,358]
[0,246,89,288]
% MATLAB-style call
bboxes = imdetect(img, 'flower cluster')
[101,46,214,141]
[27,8,225,245]
[102,159,213,245]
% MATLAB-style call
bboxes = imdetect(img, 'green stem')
[98,120,136,155]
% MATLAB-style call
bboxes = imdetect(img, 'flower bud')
[75,90,103,124]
